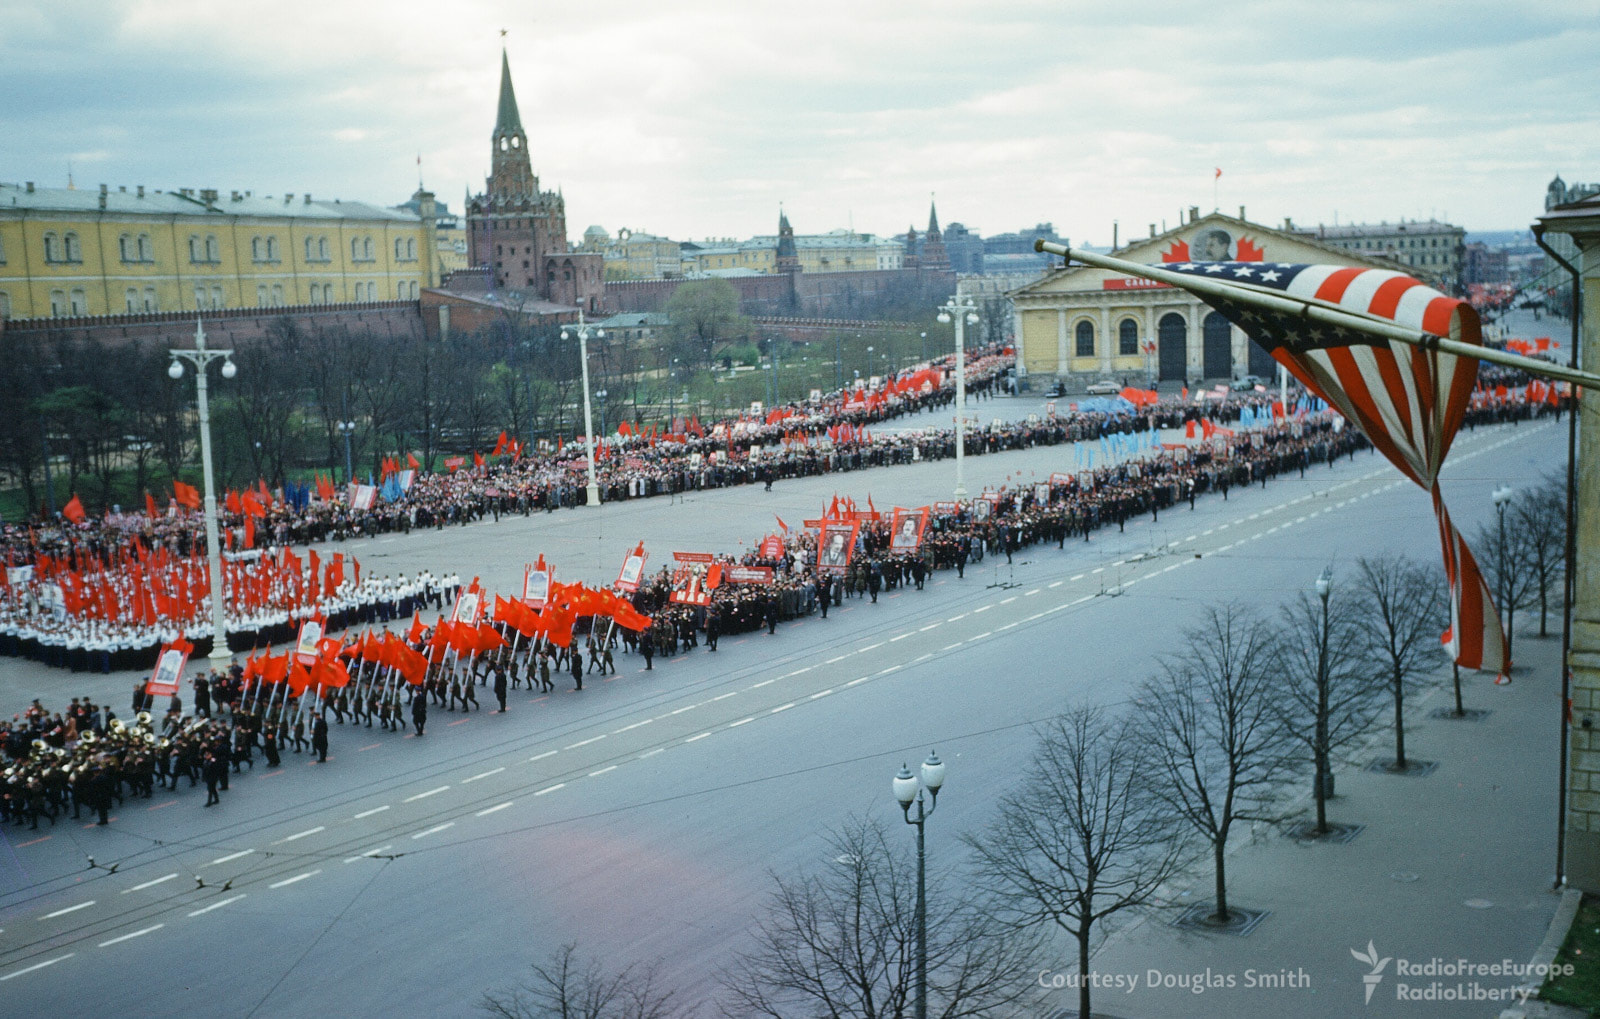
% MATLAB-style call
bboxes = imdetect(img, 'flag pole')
[1033,240,1600,390]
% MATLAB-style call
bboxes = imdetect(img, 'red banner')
[726,566,774,585]
[146,640,191,698]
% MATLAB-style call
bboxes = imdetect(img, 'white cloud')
[1,0,1596,243]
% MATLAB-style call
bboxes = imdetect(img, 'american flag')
[1163,260,1507,675]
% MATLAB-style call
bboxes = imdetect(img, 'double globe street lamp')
[1492,484,1515,669]
[893,751,946,1019]
[167,320,237,663]
[937,296,979,499]
[560,311,605,507]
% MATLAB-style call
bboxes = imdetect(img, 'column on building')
[1056,308,1068,376]
[1014,307,1027,377]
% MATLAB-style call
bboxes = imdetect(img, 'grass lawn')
[1542,894,1600,1015]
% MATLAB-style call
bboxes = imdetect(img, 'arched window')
[257,284,269,307]
[0,291,12,319]
[50,290,66,316]
[0,233,6,263]
[306,237,316,261]
[1118,318,1139,356]
[352,237,362,260]
[411,281,419,299]
[251,237,262,261]
[363,237,373,261]
[43,232,59,262]
[266,236,279,261]
[205,235,219,262]
[69,288,86,315]
[406,238,416,259]
[143,287,157,312]
[271,283,284,306]
[64,232,82,262]
[395,237,404,260]
[119,235,133,262]
[125,288,138,312]
[194,286,207,310]
[137,234,153,261]
[188,236,202,262]
[210,286,224,309]
[1074,320,1095,358]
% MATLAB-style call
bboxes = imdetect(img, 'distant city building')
[1309,218,1465,291]
[1543,174,1599,314]
[982,222,1067,274]
[395,195,467,278]
[0,180,438,321]
[1462,242,1510,285]
[463,49,603,315]
[941,221,985,274]
[1009,210,1399,391]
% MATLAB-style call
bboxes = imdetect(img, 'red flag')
[225,490,242,515]
[473,450,485,468]
[492,431,508,456]
[244,514,255,549]
[62,494,86,523]
[406,612,426,644]
[407,451,421,470]
[173,480,201,510]
[145,491,159,519]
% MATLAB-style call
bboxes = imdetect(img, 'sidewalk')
[1058,632,1568,1018]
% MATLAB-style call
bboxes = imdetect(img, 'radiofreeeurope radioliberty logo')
[1350,941,1391,1005]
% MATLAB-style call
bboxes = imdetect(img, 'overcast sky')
[4,1,1596,245]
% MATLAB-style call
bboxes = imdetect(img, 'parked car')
[1085,380,1121,395]
[1230,374,1265,391]
[1043,380,1066,398]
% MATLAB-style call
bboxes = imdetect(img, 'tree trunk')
[1540,581,1549,637]
[1506,606,1515,666]
[1453,662,1463,716]
[1213,839,1229,922]
[1078,928,1093,1019]
[1394,666,1406,768]
[1314,750,1328,833]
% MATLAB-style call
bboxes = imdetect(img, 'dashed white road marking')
[528,750,557,762]
[997,622,1018,631]
[1092,567,1105,574]
[919,624,938,632]
[638,748,664,759]
[857,642,883,653]
[0,954,74,981]
[344,845,393,863]
[1000,596,1017,605]
[404,787,449,803]
[269,870,321,889]
[970,632,992,641]
[810,689,834,699]
[973,605,993,613]
[463,767,505,783]
[750,678,775,688]
[728,717,755,728]
[670,705,697,715]
[535,783,566,796]
[786,667,812,677]
[100,924,164,947]
[771,703,795,714]
[564,736,606,749]
[275,826,326,844]
[187,895,245,917]
[890,633,912,642]
[411,823,454,840]
[613,720,652,733]
[684,733,711,743]
[476,802,513,817]
[123,873,178,894]
[209,849,255,865]
[941,642,964,651]
[847,677,869,686]
[588,765,618,777]
[876,665,901,675]
[711,692,738,701]
[41,901,95,920]
[1025,588,1041,596]
[1055,579,1070,586]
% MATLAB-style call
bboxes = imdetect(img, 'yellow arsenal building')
[1008,209,1401,392]
[0,180,440,322]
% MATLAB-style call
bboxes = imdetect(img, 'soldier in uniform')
[311,713,329,763]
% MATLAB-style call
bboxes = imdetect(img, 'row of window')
[27,231,418,267]
[1072,318,1144,358]
[5,277,415,319]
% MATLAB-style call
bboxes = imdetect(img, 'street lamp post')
[595,389,609,437]
[894,752,945,1019]
[1314,568,1332,829]
[1493,484,1514,666]
[336,420,357,484]
[937,295,979,499]
[865,345,874,385]
[920,330,928,364]
[167,319,237,663]
[560,311,605,507]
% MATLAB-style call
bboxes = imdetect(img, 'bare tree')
[1138,604,1293,923]
[1514,478,1567,638]
[1355,555,1445,767]
[1473,515,1539,665]
[719,816,1041,1019]
[480,943,693,1019]
[1275,577,1385,828]
[966,706,1189,1019]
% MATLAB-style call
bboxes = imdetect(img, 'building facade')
[464,50,603,315]
[0,180,437,322]
[1310,218,1465,291]
[1008,211,1398,391]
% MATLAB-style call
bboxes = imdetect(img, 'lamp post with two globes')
[167,320,237,663]
[937,296,979,499]
[893,751,946,1019]
[560,311,604,507]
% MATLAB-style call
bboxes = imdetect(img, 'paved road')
[0,410,1565,1017]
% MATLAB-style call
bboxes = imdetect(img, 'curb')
[1498,886,1584,1019]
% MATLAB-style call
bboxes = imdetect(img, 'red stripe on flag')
[1313,266,1365,304]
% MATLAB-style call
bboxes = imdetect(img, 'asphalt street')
[0,404,1567,1017]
